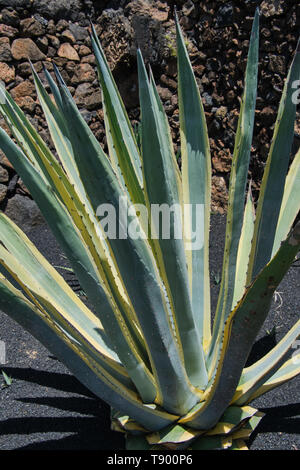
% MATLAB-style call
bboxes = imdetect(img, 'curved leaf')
[208,9,259,371]
[0,275,178,432]
[180,221,300,430]
[137,49,207,389]
[90,25,144,206]
[53,71,199,415]
[247,38,300,282]
[0,127,157,403]
[176,13,212,349]
[234,319,300,404]
[272,147,300,256]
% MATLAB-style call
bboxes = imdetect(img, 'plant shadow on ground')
[0,365,126,450]
[247,402,300,449]
[1,344,299,451]
[0,216,299,450]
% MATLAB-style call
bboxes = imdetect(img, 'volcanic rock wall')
[0,0,299,228]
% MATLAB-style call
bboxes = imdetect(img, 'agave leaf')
[102,97,133,195]
[149,68,182,190]
[0,78,107,278]
[51,67,199,415]
[176,13,212,349]
[0,264,133,389]
[0,85,87,220]
[0,128,158,403]
[0,214,113,353]
[247,354,300,403]
[0,83,56,188]
[0,213,142,390]
[23,69,148,362]
[26,71,147,357]
[137,49,207,390]
[146,424,201,447]
[232,184,255,309]
[90,24,144,206]
[230,439,249,450]
[0,219,157,400]
[272,147,300,256]
[208,9,259,369]
[234,319,300,405]
[125,435,152,450]
[42,64,65,110]
[247,38,300,282]
[180,221,300,429]
[30,65,88,204]
[189,435,232,450]
[0,9,298,448]
[40,66,120,264]
[0,275,178,432]
[204,405,261,441]
[111,409,148,434]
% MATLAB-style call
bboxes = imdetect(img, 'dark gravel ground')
[0,214,299,451]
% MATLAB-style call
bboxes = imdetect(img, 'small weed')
[1,370,12,388]
[212,270,221,285]
[266,326,276,336]
[273,290,283,310]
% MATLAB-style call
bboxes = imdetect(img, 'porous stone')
[68,23,87,42]
[212,148,232,173]
[16,61,32,76]
[47,34,60,49]
[11,80,35,100]
[14,96,37,113]
[268,55,286,75]
[20,17,46,36]
[78,45,91,57]
[156,85,173,101]
[95,9,133,69]
[71,63,96,84]
[74,82,101,110]
[260,0,284,17]
[0,37,12,62]
[0,23,18,38]
[0,62,15,83]
[36,35,49,53]
[0,149,13,170]
[0,8,20,27]
[211,175,228,214]
[33,0,83,21]
[11,38,46,61]
[215,2,233,28]
[215,106,228,119]
[0,182,7,203]
[61,29,76,44]
[4,193,45,233]
[0,165,9,183]
[57,43,80,61]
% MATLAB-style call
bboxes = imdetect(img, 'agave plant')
[0,10,299,450]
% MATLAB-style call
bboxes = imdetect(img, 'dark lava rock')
[4,193,45,233]
[0,0,31,8]
[33,0,83,22]
[215,2,233,28]
[68,23,88,42]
